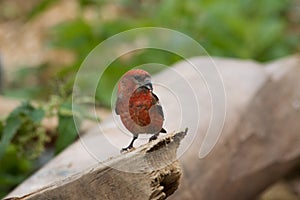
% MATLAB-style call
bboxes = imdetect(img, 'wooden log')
[169,56,300,200]
[5,129,187,200]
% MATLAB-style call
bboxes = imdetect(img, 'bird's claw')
[148,134,158,142]
[120,146,135,153]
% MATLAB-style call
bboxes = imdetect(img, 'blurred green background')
[0,0,299,198]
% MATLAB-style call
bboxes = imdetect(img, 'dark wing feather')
[151,92,164,120]
[156,104,164,119]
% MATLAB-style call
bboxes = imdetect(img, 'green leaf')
[0,102,47,161]
[50,19,95,56]
[0,115,22,160]
[0,102,35,160]
[55,103,81,154]
[55,115,79,154]
[0,121,4,138]
[28,108,45,123]
[0,144,32,199]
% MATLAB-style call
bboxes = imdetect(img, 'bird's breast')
[128,91,153,126]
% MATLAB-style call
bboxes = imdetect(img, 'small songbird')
[115,69,166,152]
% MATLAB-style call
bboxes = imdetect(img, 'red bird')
[115,69,166,152]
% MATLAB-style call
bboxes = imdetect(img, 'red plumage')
[115,69,166,151]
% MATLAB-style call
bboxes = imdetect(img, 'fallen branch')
[5,129,187,200]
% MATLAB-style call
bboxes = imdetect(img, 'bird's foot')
[149,134,158,142]
[120,145,135,153]
[160,128,167,133]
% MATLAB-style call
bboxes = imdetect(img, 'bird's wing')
[151,92,164,120]
[155,104,164,120]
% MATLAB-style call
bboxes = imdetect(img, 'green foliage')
[50,19,98,60]
[0,145,32,198]
[55,103,81,154]
[7,0,298,107]
[4,64,50,100]
[0,102,47,160]
[0,97,91,198]
[43,0,298,107]
[0,96,90,159]
[195,0,295,61]
[42,95,90,154]
[0,102,48,198]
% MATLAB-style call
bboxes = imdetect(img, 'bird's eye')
[134,75,141,80]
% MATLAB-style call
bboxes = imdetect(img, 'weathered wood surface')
[169,56,300,200]
[5,130,187,200]
[5,56,300,199]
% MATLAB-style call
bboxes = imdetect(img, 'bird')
[115,69,166,152]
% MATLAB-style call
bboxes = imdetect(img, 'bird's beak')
[143,82,153,91]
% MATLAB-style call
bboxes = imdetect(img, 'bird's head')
[118,69,153,96]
